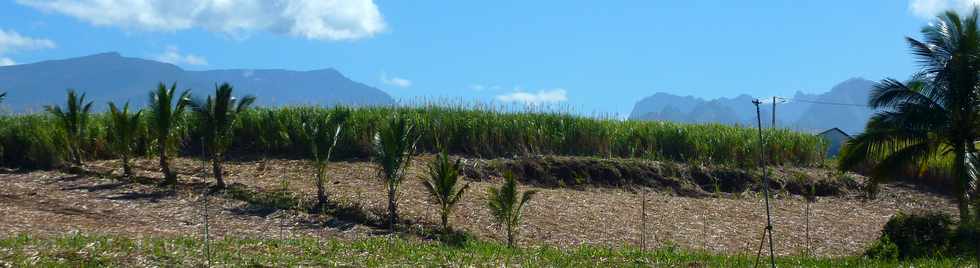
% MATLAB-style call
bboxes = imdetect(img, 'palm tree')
[190,83,255,189]
[487,171,537,248]
[373,114,419,230]
[107,102,143,177]
[45,89,93,166]
[839,9,980,223]
[149,83,190,185]
[422,151,470,232]
[303,107,350,206]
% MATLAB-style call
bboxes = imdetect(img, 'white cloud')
[496,88,568,105]
[155,46,208,66]
[17,0,386,41]
[0,57,15,66]
[380,72,412,88]
[0,29,56,54]
[910,0,980,19]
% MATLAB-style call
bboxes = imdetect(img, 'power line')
[776,97,872,108]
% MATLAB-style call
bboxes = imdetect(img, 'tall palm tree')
[487,171,537,248]
[373,114,419,230]
[45,89,93,166]
[839,9,980,223]
[107,102,143,177]
[190,83,255,189]
[149,83,190,185]
[303,107,350,206]
[422,151,470,232]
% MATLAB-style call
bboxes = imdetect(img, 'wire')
[775,97,872,108]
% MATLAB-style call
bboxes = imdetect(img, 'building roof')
[817,127,852,139]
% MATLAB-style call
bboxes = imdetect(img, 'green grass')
[0,233,971,267]
[0,104,828,169]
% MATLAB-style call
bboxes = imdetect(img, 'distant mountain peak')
[630,78,877,134]
[0,53,394,111]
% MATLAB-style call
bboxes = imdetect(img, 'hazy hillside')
[629,78,876,134]
[0,52,394,111]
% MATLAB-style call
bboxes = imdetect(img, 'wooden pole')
[753,99,776,268]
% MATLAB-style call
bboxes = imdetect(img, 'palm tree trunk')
[73,145,82,166]
[213,155,225,189]
[441,209,449,232]
[315,164,327,206]
[159,137,176,185]
[954,142,972,222]
[69,136,82,166]
[506,225,515,248]
[387,184,398,231]
[122,154,131,177]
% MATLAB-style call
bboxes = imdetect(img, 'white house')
[817,128,852,158]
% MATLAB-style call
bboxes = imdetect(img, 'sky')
[0,0,969,117]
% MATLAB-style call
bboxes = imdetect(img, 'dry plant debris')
[0,156,956,257]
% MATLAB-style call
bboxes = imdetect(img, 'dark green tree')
[839,9,980,223]
[45,89,93,166]
[107,102,143,177]
[302,107,350,206]
[373,114,419,230]
[149,83,190,185]
[190,83,255,189]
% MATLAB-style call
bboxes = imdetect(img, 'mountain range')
[628,78,877,134]
[0,52,394,111]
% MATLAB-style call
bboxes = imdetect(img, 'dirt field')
[0,156,957,257]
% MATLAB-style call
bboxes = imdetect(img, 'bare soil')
[0,156,957,257]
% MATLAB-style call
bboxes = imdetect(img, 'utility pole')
[201,138,212,268]
[752,99,776,268]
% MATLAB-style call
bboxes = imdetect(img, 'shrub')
[950,222,978,258]
[0,115,66,169]
[878,211,953,259]
[864,235,899,260]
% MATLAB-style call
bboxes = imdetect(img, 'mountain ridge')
[629,78,876,134]
[0,52,394,111]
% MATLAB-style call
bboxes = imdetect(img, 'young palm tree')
[373,114,419,230]
[422,151,470,232]
[190,83,255,189]
[839,9,980,222]
[149,83,190,185]
[45,89,93,166]
[487,171,537,248]
[107,102,143,177]
[303,107,350,206]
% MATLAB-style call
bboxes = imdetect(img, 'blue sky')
[0,0,962,116]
